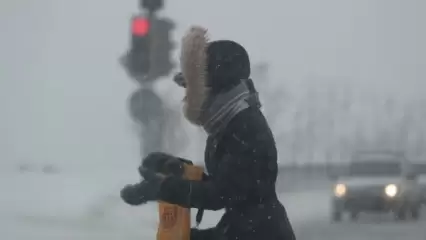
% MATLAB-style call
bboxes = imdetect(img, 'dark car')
[330,151,422,222]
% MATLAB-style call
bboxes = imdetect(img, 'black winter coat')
[159,106,296,240]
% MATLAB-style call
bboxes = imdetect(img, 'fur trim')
[180,26,210,125]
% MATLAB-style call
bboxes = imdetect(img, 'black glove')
[120,182,151,206]
[120,172,164,206]
[141,152,192,176]
[121,152,194,206]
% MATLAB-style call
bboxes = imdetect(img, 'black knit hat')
[206,40,251,93]
[174,40,250,93]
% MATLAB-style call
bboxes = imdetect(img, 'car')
[330,151,422,222]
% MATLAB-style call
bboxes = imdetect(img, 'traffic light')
[120,14,175,82]
[149,17,175,79]
[129,15,151,76]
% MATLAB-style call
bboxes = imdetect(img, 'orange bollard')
[157,164,204,240]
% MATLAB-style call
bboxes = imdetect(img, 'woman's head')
[178,26,251,125]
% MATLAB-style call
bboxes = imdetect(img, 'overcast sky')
[0,0,424,169]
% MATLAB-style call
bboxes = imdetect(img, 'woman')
[121,26,296,240]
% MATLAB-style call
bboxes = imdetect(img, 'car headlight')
[384,184,398,197]
[334,183,346,197]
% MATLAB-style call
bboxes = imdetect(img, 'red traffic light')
[132,17,150,36]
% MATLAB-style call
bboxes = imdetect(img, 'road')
[292,193,426,240]
[297,219,426,240]
[1,172,425,239]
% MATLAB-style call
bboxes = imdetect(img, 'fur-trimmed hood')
[179,26,251,125]
[180,26,210,125]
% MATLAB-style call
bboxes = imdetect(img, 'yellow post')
[156,164,204,240]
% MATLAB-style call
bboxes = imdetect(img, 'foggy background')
[1,0,426,239]
[2,0,425,171]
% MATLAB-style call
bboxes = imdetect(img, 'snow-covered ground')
[0,172,328,240]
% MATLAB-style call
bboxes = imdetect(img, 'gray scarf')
[200,80,261,135]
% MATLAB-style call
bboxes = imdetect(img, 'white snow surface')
[0,172,328,239]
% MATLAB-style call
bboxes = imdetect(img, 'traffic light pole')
[121,0,173,158]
